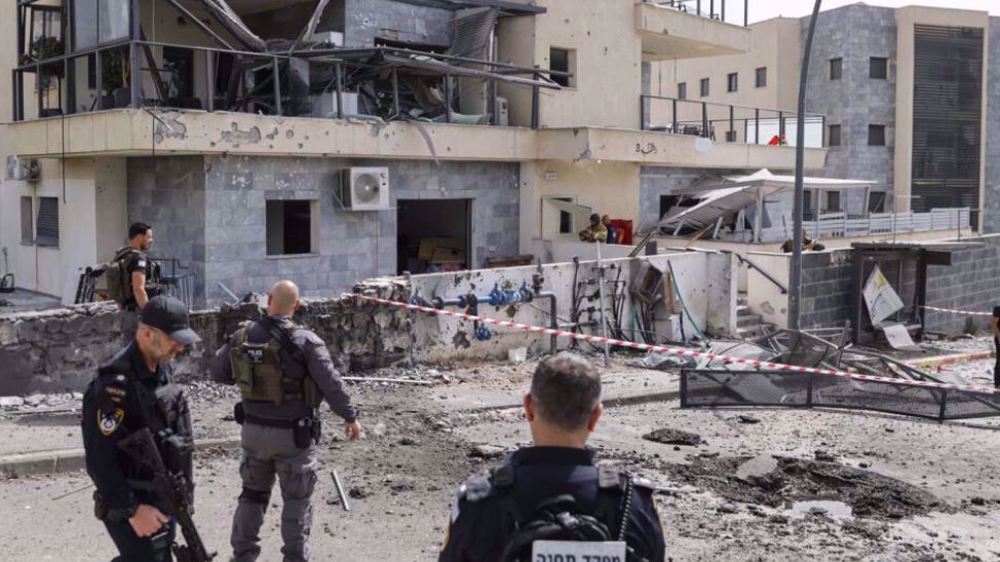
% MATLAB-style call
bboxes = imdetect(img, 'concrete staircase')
[736,294,775,340]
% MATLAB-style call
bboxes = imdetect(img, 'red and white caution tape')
[920,305,993,317]
[344,293,1000,396]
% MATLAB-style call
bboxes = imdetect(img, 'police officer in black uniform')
[210,280,361,562]
[439,352,665,562]
[82,295,201,562]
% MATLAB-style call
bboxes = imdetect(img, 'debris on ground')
[642,428,702,447]
[665,456,943,520]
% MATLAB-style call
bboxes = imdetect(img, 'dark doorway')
[659,195,680,219]
[397,199,471,274]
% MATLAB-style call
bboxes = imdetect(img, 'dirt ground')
[2,346,1000,561]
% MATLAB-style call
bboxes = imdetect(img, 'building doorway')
[397,199,471,274]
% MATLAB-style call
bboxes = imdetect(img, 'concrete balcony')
[537,127,827,170]
[2,108,824,171]
[637,2,751,61]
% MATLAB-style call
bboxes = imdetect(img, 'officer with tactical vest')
[112,222,161,344]
[439,352,666,562]
[210,280,362,562]
[82,295,201,561]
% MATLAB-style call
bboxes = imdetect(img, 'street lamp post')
[788,0,823,331]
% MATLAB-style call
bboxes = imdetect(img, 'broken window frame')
[12,0,563,128]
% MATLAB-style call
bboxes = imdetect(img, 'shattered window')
[550,47,575,88]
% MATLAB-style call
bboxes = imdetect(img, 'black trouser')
[104,517,175,562]
[995,337,1000,387]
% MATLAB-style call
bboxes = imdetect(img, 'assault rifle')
[117,428,216,562]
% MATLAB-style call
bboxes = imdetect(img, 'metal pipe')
[272,57,282,115]
[595,242,610,367]
[331,470,351,512]
[205,51,215,111]
[444,73,452,124]
[433,290,559,354]
[335,62,344,119]
[789,0,824,332]
[531,68,540,129]
[392,68,400,116]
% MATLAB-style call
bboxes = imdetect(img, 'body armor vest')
[229,320,322,407]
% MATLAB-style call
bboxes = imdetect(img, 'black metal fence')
[681,369,1000,421]
[642,0,751,27]
[641,95,826,148]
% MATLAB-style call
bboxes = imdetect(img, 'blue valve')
[475,324,493,341]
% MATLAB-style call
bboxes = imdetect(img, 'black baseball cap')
[140,296,201,345]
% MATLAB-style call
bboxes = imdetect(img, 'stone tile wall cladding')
[798,236,1000,335]
[639,167,748,230]
[126,156,519,307]
[0,281,412,395]
[802,4,897,211]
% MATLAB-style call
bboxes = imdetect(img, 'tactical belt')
[243,412,298,429]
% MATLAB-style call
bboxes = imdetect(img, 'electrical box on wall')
[340,167,390,211]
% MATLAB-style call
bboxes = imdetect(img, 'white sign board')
[863,265,904,327]
[531,541,627,562]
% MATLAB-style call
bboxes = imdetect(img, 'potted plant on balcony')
[100,49,132,109]
[20,36,65,91]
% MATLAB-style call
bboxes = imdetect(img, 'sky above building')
[749,0,1000,22]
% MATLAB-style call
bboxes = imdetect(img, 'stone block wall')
[803,4,897,210]
[798,251,855,331]
[127,157,207,302]
[126,155,519,307]
[0,303,121,395]
[639,167,746,230]
[796,236,1000,335]
[924,236,1000,335]
[0,280,412,395]
[201,156,519,306]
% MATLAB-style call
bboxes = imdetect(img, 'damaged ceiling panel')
[198,0,268,51]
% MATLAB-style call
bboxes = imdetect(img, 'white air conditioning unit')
[310,92,359,118]
[6,156,40,182]
[307,31,344,47]
[495,96,509,126]
[341,167,390,211]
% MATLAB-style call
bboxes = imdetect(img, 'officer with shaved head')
[210,280,361,562]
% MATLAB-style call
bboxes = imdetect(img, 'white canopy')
[676,168,878,194]
[659,169,879,241]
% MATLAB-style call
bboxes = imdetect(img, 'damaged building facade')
[0,0,820,307]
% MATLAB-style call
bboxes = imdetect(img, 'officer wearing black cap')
[439,352,665,562]
[82,295,201,561]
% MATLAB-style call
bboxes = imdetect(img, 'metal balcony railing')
[641,94,827,148]
[641,0,751,27]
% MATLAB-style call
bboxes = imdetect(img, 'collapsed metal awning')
[657,184,782,233]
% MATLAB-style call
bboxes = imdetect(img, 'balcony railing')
[723,208,972,243]
[641,94,827,148]
[641,0,750,27]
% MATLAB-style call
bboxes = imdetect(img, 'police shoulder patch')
[136,259,147,269]
[98,408,125,436]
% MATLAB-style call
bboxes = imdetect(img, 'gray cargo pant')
[120,307,140,346]
[231,424,318,562]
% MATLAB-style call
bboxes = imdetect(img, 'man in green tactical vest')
[210,280,362,562]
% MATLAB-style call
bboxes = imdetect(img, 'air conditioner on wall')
[340,167,390,211]
[6,156,40,182]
